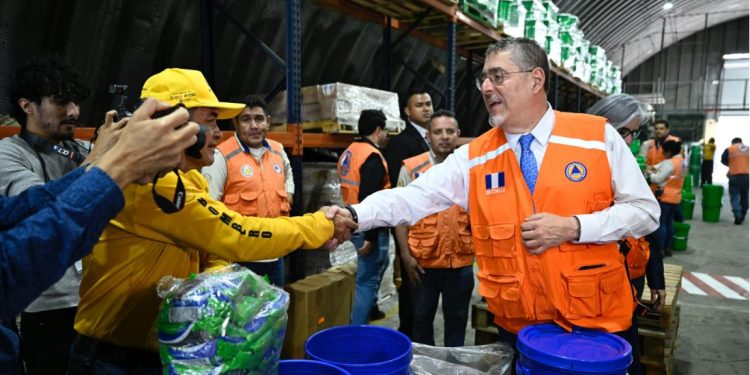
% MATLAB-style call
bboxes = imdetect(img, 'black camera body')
[109,84,133,120]
[152,105,208,159]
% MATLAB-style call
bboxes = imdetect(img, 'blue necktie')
[519,134,538,194]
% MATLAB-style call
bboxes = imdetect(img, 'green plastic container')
[673,235,688,251]
[702,205,721,223]
[680,199,695,220]
[682,174,693,191]
[702,184,724,206]
[689,144,702,165]
[674,222,691,236]
[630,139,641,156]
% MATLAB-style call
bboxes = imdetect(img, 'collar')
[504,104,554,150]
[236,133,270,153]
[410,120,428,139]
[357,137,382,150]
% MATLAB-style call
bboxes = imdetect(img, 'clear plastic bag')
[410,342,514,375]
[156,264,289,374]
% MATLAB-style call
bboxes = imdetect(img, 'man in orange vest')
[395,110,474,347]
[202,95,294,286]
[642,119,680,167]
[330,37,658,375]
[338,109,392,325]
[721,137,749,224]
[646,140,684,257]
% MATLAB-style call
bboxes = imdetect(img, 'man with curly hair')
[0,54,92,374]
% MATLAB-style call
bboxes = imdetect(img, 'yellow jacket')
[74,169,333,351]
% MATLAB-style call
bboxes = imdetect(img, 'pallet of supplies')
[638,263,683,375]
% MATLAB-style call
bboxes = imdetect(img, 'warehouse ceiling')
[556,0,749,76]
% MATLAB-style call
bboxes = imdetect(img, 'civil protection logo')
[340,150,352,176]
[273,163,282,174]
[241,164,254,178]
[565,161,587,182]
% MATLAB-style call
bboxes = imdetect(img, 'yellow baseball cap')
[140,68,244,120]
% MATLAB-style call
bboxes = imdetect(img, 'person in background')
[701,138,716,186]
[332,37,658,375]
[0,97,201,373]
[646,140,685,257]
[338,109,391,326]
[721,137,749,225]
[642,119,680,167]
[384,89,433,334]
[395,110,474,347]
[0,54,92,374]
[203,95,294,287]
[68,68,355,374]
[587,93,667,374]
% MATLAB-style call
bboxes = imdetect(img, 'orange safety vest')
[623,237,650,280]
[403,152,474,269]
[338,141,390,205]
[217,136,290,217]
[654,155,685,204]
[728,144,750,175]
[645,134,680,166]
[468,111,633,334]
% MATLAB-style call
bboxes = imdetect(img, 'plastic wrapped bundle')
[156,265,289,374]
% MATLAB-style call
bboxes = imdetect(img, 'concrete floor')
[367,184,749,374]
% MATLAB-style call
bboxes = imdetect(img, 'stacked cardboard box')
[498,0,526,37]
[282,263,356,359]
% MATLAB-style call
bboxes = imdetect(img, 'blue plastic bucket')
[516,323,631,375]
[305,325,412,375]
[279,360,351,374]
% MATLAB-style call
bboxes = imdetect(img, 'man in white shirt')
[331,37,658,375]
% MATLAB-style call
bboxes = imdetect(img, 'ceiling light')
[723,53,750,60]
[662,2,674,10]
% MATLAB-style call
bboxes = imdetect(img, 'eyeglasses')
[617,126,641,139]
[475,68,534,90]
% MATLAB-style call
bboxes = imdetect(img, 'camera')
[109,84,133,120]
[153,104,209,159]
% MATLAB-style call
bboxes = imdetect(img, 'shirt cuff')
[62,167,125,218]
[574,214,600,243]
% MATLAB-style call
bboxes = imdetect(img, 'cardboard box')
[282,264,356,358]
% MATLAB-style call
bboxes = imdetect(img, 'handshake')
[319,206,359,251]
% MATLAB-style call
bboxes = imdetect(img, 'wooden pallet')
[474,325,500,345]
[638,264,683,375]
[471,301,494,330]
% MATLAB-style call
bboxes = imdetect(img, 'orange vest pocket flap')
[473,225,490,240]
[568,281,596,298]
[224,194,240,205]
[239,191,259,201]
[276,189,289,198]
[419,237,437,247]
[489,224,514,240]
[500,285,521,301]
[601,275,623,294]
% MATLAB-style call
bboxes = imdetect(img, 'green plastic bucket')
[674,222,691,237]
[680,199,695,220]
[673,235,688,251]
[702,185,724,207]
[683,175,693,191]
[689,145,702,165]
[702,205,721,223]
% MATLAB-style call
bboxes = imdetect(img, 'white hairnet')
[587,94,648,130]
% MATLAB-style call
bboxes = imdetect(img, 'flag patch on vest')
[565,162,587,182]
[484,172,505,194]
[339,150,352,176]
[240,164,254,178]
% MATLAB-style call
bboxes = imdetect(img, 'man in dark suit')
[384,89,433,338]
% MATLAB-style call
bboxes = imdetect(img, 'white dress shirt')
[354,105,660,244]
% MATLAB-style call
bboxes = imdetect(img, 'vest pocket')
[225,192,259,216]
[457,216,474,255]
[277,190,291,216]
[473,224,517,274]
[563,264,623,319]
[477,274,529,319]
[408,235,439,259]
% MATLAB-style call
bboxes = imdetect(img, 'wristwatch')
[343,205,359,224]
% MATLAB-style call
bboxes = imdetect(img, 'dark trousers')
[657,202,679,251]
[701,160,714,185]
[240,258,285,287]
[1,319,24,374]
[393,236,414,338]
[729,174,749,221]
[20,307,77,375]
[495,319,642,375]
[410,266,474,347]
[68,334,161,374]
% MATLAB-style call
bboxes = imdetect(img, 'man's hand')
[401,252,425,286]
[521,213,580,255]
[650,288,666,312]
[92,98,197,189]
[84,110,129,167]
[319,205,358,251]
[357,240,373,257]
